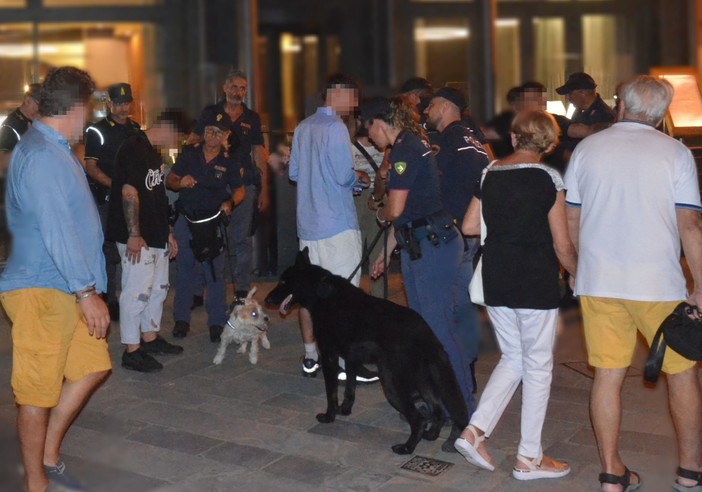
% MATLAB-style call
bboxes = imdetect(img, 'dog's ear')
[296,247,311,267]
[246,287,256,300]
[315,274,336,299]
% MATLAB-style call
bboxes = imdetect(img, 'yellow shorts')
[0,288,112,407]
[580,296,696,375]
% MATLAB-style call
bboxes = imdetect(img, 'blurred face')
[565,89,589,110]
[66,102,89,144]
[203,125,226,149]
[366,119,391,149]
[327,86,358,116]
[521,90,547,112]
[108,100,131,123]
[424,97,445,129]
[224,77,247,105]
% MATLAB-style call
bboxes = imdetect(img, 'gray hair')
[225,68,247,83]
[619,75,673,124]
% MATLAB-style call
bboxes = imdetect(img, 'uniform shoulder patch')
[394,161,407,175]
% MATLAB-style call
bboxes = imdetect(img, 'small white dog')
[213,287,271,365]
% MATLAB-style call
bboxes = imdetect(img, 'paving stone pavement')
[0,276,699,491]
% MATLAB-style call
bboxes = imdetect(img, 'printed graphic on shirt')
[145,165,165,191]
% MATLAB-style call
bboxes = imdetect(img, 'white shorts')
[300,229,362,287]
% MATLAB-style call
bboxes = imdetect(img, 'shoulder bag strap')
[353,140,380,173]
[644,323,668,383]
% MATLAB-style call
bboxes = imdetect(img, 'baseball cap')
[200,106,232,132]
[107,83,133,103]
[400,77,433,94]
[556,72,597,95]
[359,97,392,123]
[433,87,467,112]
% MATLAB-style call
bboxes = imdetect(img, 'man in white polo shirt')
[564,75,702,492]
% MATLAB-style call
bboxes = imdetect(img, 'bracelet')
[376,207,388,226]
[75,285,97,303]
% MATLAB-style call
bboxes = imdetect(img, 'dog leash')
[347,223,391,284]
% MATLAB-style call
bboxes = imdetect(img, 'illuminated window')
[43,0,159,5]
[495,18,520,113]
[533,17,565,97]
[0,0,26,7]
[414,18,470,88]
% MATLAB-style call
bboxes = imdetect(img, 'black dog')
[265,248,468,454]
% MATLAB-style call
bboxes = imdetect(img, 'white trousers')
[470,306,558,458]
[300,229,362,287]
[117,243,170,345]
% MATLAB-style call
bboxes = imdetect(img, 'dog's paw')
[213,355,224,365]
[315,412,335,424]
[261,337,271,350]
[391,444,413,455]
[249,356,258,364]
[339,401,353,416]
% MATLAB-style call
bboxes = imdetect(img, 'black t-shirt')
[571,94,616,126]
[171,145,243,215]
[0,108,31,152]
[193,102,264,186]
[478,164,563,309]
[386,130,444,228]
[435,121,489,222]
[106,133,169,248]
[84,115,142,179]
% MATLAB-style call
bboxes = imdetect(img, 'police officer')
[0,83,41,173]
[424,87,488,385]
[187,68,268,301]
[167,108,245,343]
[363,97,475,446]
[84,82,142,320]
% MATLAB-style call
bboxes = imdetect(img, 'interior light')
[547,100,567,116]
[415,27,470,42]
[565,103,576,119]
[495,19,519,27]
[281,36,301,53]
[23,84,29,93]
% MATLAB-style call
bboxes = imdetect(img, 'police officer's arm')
[231,185,245,208]
[567,122,611,139]
[84,126,112,187]
[0,125,19,174]
[376,189,409,223]
[84,158,111,188]
[371,227,397,280]
[166,170,196,191]
[0,151,11,175]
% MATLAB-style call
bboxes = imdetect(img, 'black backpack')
[644,302,702,383]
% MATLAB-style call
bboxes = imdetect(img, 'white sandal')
[454,425,495,471]
[512,454,571,481]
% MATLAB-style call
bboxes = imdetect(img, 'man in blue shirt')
[0,67,111,492]
[289,74,377,381]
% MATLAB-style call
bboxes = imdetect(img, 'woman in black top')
[456,111,578,480]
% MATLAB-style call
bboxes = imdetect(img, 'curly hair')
[511,110,558,155]
[39,67,94,118]
[382,96,427,141]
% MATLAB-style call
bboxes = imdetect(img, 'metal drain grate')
[400,455,454,477]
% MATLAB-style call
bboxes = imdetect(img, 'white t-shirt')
[564,121,701,301]
[351,140,384,187]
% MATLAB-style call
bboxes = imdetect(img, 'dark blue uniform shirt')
[434,121,489,222]
[387,130,444,228]
[171,145,243,215]
[193,101,264,186]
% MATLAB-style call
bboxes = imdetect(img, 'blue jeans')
[452,237,480,364]
[401,233,476,414]
[227,184,257,292]
[173,216,227,326]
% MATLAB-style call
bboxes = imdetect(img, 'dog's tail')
[427,349,469,429]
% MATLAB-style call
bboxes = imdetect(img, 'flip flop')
[454,425,495,471]
[598,467,641,492]
[673,467,702,491]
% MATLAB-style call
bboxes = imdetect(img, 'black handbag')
[644,302,702,383]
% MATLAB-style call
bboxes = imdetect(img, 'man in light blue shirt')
[0,67,111,492]
[288,74,377,381]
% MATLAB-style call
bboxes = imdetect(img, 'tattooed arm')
[123,183,148,264]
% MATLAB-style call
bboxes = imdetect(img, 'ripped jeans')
[117,243,170,345]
